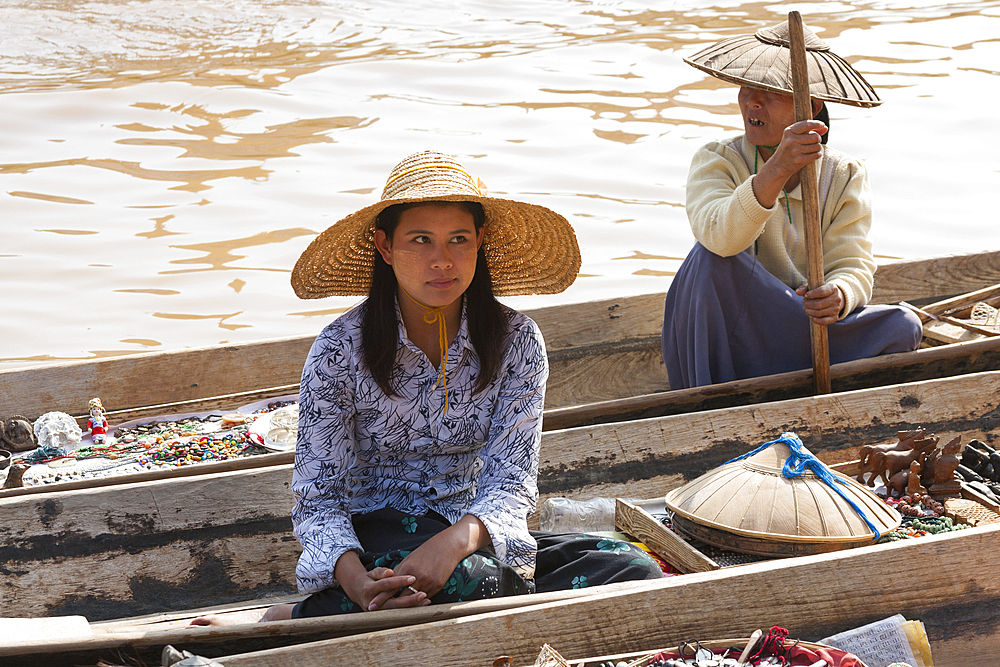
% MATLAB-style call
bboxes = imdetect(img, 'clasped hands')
[337,514,489,612]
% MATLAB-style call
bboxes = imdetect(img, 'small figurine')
[928,435,964,499]
[887,455,927,497]
[85,398,109,444]
[856,428,928,481]
[905,459,928,497]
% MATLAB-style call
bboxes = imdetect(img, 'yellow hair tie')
[398,286,450,415]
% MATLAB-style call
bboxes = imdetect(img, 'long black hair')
[816,101,830,144]
[361,200,509,397]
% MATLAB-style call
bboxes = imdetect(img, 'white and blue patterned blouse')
[291,299,548,595]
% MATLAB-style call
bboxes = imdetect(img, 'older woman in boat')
[193,150,662,625]
[661,20,923,389]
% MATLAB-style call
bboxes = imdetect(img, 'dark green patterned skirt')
[292,507,663,618]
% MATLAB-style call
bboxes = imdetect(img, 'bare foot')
[188,608,269,627]
[260,603,295,622]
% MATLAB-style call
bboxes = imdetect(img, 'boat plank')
[871,250,1000,305]
[922,319,983,346]
[530,249,1000,348]
[0,337,314,420]
[922,282,1000,316]
[0,583,655,666]
[213,524,1000,667]
[529,293,666,351]
[0,451,293,499]
[614,499,718,574]
[543,335,1000,429]
[545,337,667,408]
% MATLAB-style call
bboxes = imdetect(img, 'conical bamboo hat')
[684,20,882,108]
[665,433,900,555]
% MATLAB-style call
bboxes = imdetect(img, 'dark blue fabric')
[661,243,923,389]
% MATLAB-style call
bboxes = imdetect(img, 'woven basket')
[665,439,901,556]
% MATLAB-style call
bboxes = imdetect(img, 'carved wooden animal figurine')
[856,429,928,480]
[920,435,957,488]
[887,464,911,497]
[862,436,939,487]
[0,416,38,453]
[922,447,940,488]
[2,462,29,489]
[929,436,964,499]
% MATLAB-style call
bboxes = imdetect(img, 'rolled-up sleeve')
[465,317,547,580]
[291,325,363,594]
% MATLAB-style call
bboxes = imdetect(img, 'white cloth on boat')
[292,299,546,594]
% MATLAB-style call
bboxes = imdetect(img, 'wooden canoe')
[2,369,1000,667]
[2,249,999,433]
[9,501,996,667]
[208,521,1000,667]
[0,249,998,508]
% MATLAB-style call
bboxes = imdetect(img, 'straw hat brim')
[291,193,581,299]
[684,27,882,108]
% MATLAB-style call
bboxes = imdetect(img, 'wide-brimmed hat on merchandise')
[684,19,882,108]
[291,150,581,299]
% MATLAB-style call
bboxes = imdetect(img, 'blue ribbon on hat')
[725,432,882,540]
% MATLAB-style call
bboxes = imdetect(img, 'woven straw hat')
[684,20,882,108]
[291,150,581,299]
[665,433,901,556]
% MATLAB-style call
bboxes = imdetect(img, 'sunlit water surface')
[2,0,999,371]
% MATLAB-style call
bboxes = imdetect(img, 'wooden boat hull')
[214,524,1000,667]
[4,525,995,667]
[541,249,1000,410]
[3,370,999,623]
[2,250,999,429]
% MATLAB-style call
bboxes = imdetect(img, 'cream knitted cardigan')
[685,135,875,318]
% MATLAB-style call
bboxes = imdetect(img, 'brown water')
[2,0,999,370]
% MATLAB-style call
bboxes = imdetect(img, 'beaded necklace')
[753,144,794,256]
[19,406,292,486]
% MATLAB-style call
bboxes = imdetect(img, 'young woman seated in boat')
[660,20,922,389]
[192,150,663,626]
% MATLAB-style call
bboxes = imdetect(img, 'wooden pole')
[788,11,832,395]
